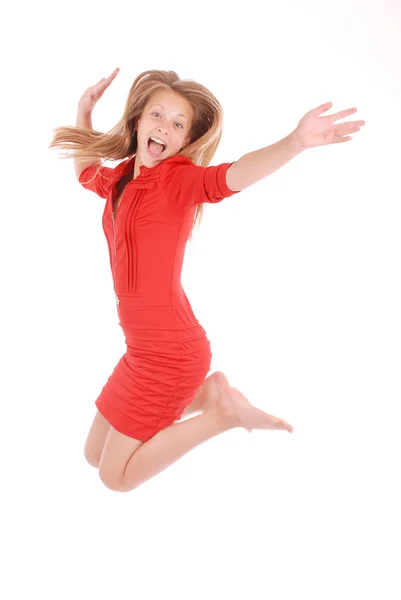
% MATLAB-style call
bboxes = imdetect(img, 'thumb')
[314,101,333,115]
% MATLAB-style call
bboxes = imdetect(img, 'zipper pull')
[116,294,120,307]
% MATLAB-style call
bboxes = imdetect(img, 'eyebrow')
[151,104,188,119]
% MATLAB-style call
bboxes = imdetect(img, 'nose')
[157,126,169,137]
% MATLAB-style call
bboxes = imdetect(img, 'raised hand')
[78,68,120,115]
[294,101,365,150]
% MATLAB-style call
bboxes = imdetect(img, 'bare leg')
[84,410,111,467]
[100,376,293,492]
[85,372,227,471]
[118,407,234,490]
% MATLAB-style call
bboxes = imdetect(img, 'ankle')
[207,404,239,432]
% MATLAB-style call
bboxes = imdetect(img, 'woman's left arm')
[226,101,365,192]
[226,132,304,192]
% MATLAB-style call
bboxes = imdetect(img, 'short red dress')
[79,154,240,441]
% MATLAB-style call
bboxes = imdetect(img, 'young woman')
[49,68,365,492]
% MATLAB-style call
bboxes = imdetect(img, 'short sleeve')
[159,156,241,210]
[78,163,116,199]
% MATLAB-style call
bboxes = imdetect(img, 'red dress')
[79,154,240,441]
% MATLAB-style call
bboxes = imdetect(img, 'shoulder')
[158,155,196,178]
[161,155,195,168]
[79,157,130,182]
[157,155,240,208]
[110,157,132,178]
[79,157,132,197]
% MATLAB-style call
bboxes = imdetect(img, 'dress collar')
[120,154,192,177]
[119,154,162,178]
[116,154,193,189]
[116,155,161,189]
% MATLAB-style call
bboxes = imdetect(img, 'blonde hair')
[49,69,225,240]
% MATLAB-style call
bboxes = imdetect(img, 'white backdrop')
[2,0,400,598]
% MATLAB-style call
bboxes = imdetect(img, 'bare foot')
[213,385,294,434]
[178,371,230,419]
[201,371,231,411]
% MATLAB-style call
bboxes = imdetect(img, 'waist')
[116,294,202,329]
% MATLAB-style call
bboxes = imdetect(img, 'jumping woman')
[49,68,365,492]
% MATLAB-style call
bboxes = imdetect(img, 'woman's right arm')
[74,68,120,180]
[74,108,101,180]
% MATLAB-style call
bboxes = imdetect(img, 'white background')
[2,0,400,598]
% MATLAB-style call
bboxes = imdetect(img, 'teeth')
[149,136,166,148]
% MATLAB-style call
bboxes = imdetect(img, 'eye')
[151,112,183,129]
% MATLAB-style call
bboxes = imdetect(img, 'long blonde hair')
[49,69,224,240]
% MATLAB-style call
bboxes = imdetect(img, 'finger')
[105,68,120,84]
[94,68,119,89]
[277,419,293,432]
[336,122,364,137]
[340,120,365,129]
[272,415,291,429]
[336,123,359,135]
[332,136,353,143]
[91,80,107,96]
[98,68,120,93]
[330,107,358,122]
[265,410,293,431]
[313,101,333,115]
[109,67,120,78]
[93,77,106,87]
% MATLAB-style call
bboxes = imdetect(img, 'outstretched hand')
[78,68,120,115]
[294,102,365,150]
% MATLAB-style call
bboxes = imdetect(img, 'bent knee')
[84,448,101,469]
[98,468,129,492]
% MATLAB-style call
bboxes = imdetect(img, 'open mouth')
[147,136,167,157]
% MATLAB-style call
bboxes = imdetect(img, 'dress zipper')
[112,210,120,307]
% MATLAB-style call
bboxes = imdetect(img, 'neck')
[133,154,141,179]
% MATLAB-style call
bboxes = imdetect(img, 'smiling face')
[134,89,194,174]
